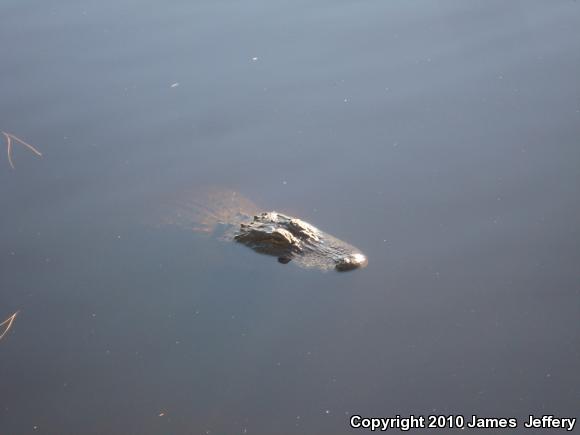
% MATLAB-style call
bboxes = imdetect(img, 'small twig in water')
[2,131,14,169]
[0,311,19,341]
[2,131,42,169]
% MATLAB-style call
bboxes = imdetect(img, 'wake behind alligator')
[163,188,368,272]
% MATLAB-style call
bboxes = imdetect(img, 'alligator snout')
[335,253,368,272]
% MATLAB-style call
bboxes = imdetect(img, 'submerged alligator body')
[164,188,367,272]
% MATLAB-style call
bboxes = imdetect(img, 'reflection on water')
[1,0,579,434]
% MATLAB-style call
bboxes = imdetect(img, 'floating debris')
[0,311,19,341]
[1,131,42,169]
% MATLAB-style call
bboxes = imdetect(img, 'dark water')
[1,1,580,434]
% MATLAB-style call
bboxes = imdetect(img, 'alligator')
[163,188,368,272]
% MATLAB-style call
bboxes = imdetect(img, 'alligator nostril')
[335,253,368,272]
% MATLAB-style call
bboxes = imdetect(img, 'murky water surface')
[1,1,579,434]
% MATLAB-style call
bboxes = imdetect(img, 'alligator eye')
[278,257,291,264]
[335,253,368,271]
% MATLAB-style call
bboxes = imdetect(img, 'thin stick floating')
[2,131,42,169]
[0,311,19,341]
[3,132,14,169]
